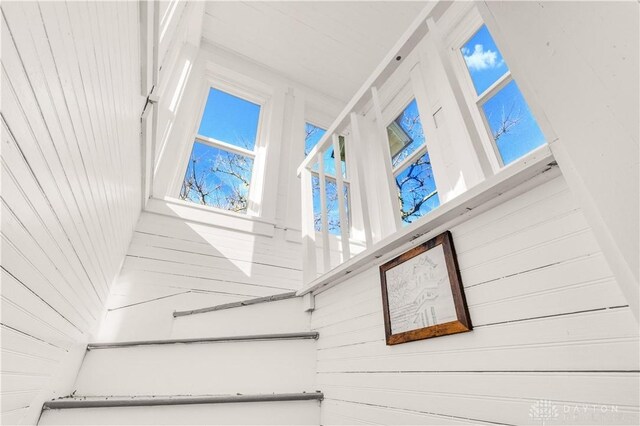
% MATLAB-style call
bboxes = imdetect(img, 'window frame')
[446,6,547,171]
[175,73,271,217]
[304,120,353,236]
[381,84,439,223]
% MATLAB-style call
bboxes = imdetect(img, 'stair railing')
[300,132,357,283]
[297,2,438,286]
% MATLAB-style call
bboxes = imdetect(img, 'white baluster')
[332,134,350,261]
[300,167,317,284]
[349,112,373,249]
[318,154,330,272]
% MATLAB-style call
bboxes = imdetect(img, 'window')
[180,87,261,213]
[461,25,545,165]
[305,123,325,156]
[304,122,350,235]
[386,99,439,224]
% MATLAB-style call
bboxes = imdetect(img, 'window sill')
[145,197,276,237]
[298,145,559,296]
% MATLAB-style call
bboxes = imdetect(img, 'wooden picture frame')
[380,231,472,345]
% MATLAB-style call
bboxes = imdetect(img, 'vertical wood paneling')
[1,1,143,422]
[312,176,640,425]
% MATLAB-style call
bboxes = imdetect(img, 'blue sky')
[390,99,425,168]
[462,25,545,164]
[462,25,509,95]
[186,32,546,215]
[312,175,349,235]
[482,80,546,164]
[183,87,259,210]
[305,123,346,178]
[387,99,439,224]
[183,142,253,211]
[306,123,349,235]
[198,88,261,150]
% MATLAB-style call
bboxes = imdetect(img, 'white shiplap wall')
[96,211,304,342]
[311,176,640,425]
[1,2,143,424]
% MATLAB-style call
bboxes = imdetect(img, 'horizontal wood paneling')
[96,212,303,341]
[312,176,640,425]
[1,1,143,422]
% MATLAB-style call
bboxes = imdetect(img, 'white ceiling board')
[202,1,430,103]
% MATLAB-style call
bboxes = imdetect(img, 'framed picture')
[380,230,472,345]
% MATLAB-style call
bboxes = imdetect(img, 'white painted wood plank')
[128,231,301,269]
[73,339,317,396]
[301,168,318,283]
[0,406,28,424]
[0,25,109,303]
[125,243,301,282]
[322,385,639,426]
[1,203,101,323]
[1,269,85,343]
[0,2,142,421]
[332,134,350,260]
[0,325,66,368]
[318,155,331,272]
[315,308,639,371]
[172,297,310,339]
[1,390,41,414]
[1,236,94,332]
[321,399,488,425]
[2,2,115,288]
[97,291,245,342]
[1,164,103,313]
[115,267,290,297]
[40,1,120,259]
[318,371,640,408]
[120,255,300,290]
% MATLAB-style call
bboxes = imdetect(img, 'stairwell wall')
[311,175,639,425]
[1,2,145,424]
[96,44,343,343]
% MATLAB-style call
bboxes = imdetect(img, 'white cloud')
[463,44,502,71]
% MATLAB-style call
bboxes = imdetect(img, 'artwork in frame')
[379,231,472,345]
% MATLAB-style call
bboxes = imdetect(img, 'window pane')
[305,123,326,155]
[461,25,509,95]
[180,142,253,213]
[312,175,350,236]
[198,88,261,150]
[395,151,440,224]
[481,80,546,165]
[387,99,426,168]
[306,124,346,179]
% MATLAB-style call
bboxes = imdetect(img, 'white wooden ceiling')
[202,1,429,103]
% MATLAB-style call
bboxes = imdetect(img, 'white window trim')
[383,93,430,175]
[445,4,548,172]
[171,71,273,218]
[379,75,441,224]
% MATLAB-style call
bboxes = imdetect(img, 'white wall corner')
[22,343,88,425]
